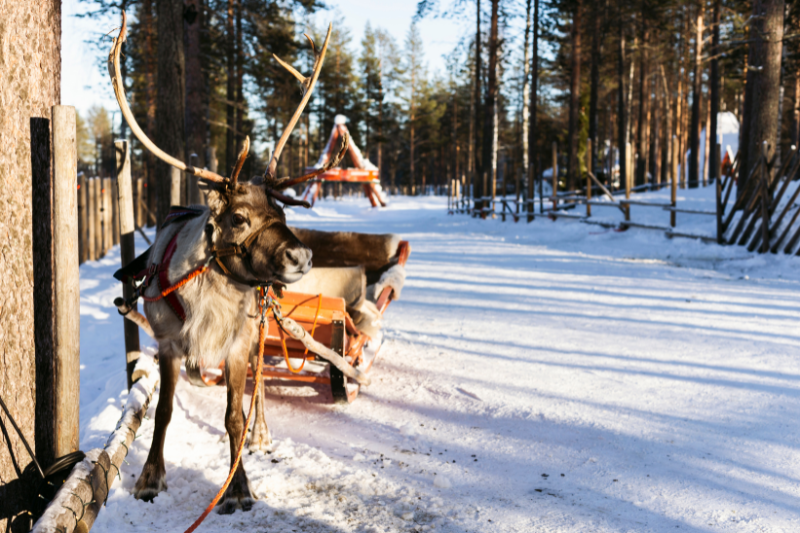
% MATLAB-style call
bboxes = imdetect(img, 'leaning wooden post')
[586,139,593,217]
[77,173,86,264]
[481,172,488,219]
[551,141,558,211]
[52,105,81,460]
[115,141,142,388]
[515,168,521,221]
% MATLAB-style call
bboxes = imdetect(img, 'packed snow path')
[79,190,800,532]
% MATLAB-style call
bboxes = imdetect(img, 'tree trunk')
[482,0,500,202]
[618,12,627,191]
[142,0,158,225]
[235,0,244,158]
[185,0,205,203]
[709,0,721,184]
[689,3,704,188]
[588,0,604,171]
[156,0,186,225]
[740,0,784,190]
[225,0,235,173]
[473,0,482,210]
[522,0,532,183]
[527,0,540,217]
[567,0,582,191]
[636,17,648,186]
[0,2,61,530]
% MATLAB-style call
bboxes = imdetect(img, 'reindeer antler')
[108,12,228,186]
[264,24,333,182]
[274,133,349,190]
[229,136,250,188]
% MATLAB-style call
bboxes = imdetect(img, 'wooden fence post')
[481,172,488,219]
[51,105,81,460]
[136,178,144,227]
[87,178,96,261]
[551,141,558,211]
[671,150,678,228]
[103,177,112,253]
[78,173,86,264]
[586,139,593,217]
[111,177,120,246]
[170,167,182,208]
[95,178,104,257]
[115,141,142,388]
[515,168,520,222]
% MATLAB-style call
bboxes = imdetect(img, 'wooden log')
[77,173,86,264]
[30,358,159,533]
[115,141,142,389]
[51,105,81,460]
[87,178,96,261]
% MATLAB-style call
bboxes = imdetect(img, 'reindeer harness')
[114,206,272,323]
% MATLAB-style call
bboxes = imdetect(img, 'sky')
[61,0,466,128]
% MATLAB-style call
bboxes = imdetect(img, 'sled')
[198,239,410,404]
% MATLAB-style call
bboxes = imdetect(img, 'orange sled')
[199,240,410,403]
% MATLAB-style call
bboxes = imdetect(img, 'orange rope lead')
[184,290,265,533]
[142,265,208,302]
[280,293,322,374]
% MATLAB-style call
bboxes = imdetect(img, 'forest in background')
[76,0,800,224]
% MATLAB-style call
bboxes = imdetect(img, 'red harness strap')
[157,230,187,322]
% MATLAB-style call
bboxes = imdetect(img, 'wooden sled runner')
[197,236,410,404]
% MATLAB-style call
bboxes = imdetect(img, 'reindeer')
[108,14,348,513]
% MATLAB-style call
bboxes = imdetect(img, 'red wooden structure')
[302,115,388,208]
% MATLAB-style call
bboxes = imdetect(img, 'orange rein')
[184,288,267,533]
[279,293,323,373]
[141,265,209,302]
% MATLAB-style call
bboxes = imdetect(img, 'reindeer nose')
[284,247,312,271]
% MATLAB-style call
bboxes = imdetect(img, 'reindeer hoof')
[133,464,167,502]
[217,471,256,514]
[247,423,272,453]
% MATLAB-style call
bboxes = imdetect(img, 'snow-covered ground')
[79,186,800,532]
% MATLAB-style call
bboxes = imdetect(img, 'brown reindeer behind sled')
[107,13,360,513]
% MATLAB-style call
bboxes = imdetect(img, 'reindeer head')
[109,13,347,286]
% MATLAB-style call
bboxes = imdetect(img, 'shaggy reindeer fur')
[289,227,400,272]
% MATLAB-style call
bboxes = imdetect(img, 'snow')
[78,187,800,532]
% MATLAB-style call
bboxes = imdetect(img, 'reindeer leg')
[218,348,256,514]
[247,347,272,453]
[134,350,181,501]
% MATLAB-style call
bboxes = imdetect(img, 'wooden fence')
[450,138,735,244]
[77,175,153,264]
[719,144,800,254]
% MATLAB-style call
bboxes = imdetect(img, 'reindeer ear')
[204,188,229,217]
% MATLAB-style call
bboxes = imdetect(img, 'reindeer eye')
[232,213,247,226]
